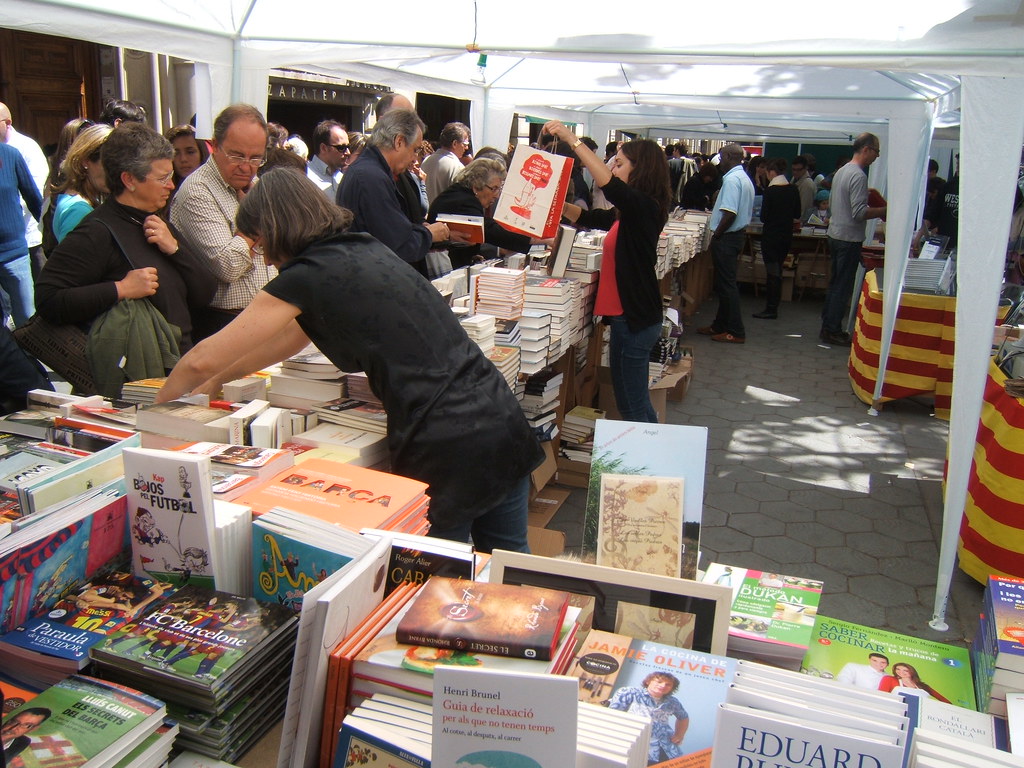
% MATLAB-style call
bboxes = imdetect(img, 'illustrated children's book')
[801,615,976,710]
[583,420,707,579]
[396,576,571,661]
[123,447,217,590]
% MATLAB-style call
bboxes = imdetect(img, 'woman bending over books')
[542,120,672,423]
[156,168,544,553]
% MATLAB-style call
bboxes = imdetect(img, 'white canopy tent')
[4,0,1024,627]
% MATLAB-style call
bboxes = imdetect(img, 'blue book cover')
[333,716,430,768]
[583,420,708,578]
[252,517,354,611]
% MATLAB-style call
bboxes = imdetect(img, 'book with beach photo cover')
[701,562,823,670]
[801,615,976,710]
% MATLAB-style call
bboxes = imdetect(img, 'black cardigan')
[34,198,216,350]
[576,176,664,332]
[427,183,532,267]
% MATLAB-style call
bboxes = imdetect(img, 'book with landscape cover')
[2,674,166,768]
[584,420,707,579]
[801,615,976,710]
[568,629,737,767]
[701,562,823,668]
[237,458,428,530]
[123,447,217,590]
[396,576,570,661]
[89,584,297,700]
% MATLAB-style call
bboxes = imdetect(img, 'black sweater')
[576,176,664,332]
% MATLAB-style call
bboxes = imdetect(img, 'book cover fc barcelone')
[395,576,570,661]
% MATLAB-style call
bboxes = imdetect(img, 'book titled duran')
[432,666,578,768]
[584,420,707,580]
[801,615,976,710]
[568,629,737,767]
[123,447,217,590]
[2,674,166,768]
[701,562,823,670]
[89,584,297,705]
[396,576,570,661]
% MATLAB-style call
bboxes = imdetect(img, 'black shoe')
[752,310,778,319]
[819,330,852,346]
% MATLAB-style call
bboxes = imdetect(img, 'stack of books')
[311,398,388,435]
[563,267,599,342]
[346,372,382,406]
[459,313,497,355]
[4,674,171,768]
[700,563,823,670]
[520,368,563,434]
[89,584,299,761]
[560,405,603,453]
[495,317,521,347]
[974,574,1024,716]
[287,422,388,466]
[569,241,603,271]
[518,309,553,375]
[474,265,526,319]
[237,458,430,535]
[487,344,521,390]
[120,377,168,405]
[270,357,348,409]
[136,401,233,444]
[524,275,579,362]
[173,441,295,501]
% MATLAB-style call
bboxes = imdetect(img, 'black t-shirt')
[936,175,959,246]
[262,233,544,528]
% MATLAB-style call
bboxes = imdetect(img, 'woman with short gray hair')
[427,157,541,267]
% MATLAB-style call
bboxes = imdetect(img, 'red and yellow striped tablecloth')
[849,270,957,419]
[958,359,1024,583]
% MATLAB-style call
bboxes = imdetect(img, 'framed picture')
[488,550,732,656]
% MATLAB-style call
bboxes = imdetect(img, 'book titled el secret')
[396,577,570,661]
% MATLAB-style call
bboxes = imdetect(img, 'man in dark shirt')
[336,109,451,276]
[755,158,802,319]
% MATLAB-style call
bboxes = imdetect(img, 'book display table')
[849,270,958,419]
[958,359,1024,583]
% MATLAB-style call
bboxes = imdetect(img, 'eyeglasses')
[330,144,351,153]
[484,183,503,193]
[221,150,267,168]
[146,171,175,186]
[251,243,265,258]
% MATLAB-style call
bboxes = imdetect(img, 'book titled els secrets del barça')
[395,576,570,661]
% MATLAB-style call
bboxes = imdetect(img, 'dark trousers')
[760,232,791,311]
[190,306,241,343]
[711,230,746,337]
[821,237,863,334]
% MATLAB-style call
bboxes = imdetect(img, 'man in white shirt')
[837,652,890,689]
[306,120,349,201]
[171,103,276,340]
[0,102,47,279]
[421,122,470,204]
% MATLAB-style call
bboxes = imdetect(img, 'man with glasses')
[307,119,349,201]
[820,132,886,346]
[421,122,471,204]
[171,104,276,340]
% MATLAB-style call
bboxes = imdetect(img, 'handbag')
[12,314,95,393]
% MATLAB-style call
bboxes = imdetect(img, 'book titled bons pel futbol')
[395,576,570,661]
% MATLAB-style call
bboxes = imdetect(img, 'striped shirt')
[170,158,276,310]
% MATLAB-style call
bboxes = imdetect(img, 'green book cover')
[801,615,976,710]
[2,674,164,768]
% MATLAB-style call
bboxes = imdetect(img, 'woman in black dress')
[157,169,543,553]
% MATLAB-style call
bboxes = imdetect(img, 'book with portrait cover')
[583,420,707,579]
[567,630,737,767]
[1,674,166,768]
[395,576,570,661]
[237,458,428,531]
[801,615,976,710]
[89,584,297,703]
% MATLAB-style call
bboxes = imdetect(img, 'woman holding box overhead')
[542,120,672,423]
[155,168,543,553]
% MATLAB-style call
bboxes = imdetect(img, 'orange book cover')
[395,576,570,661]
[320,582,420,768]
[237,458,428,532]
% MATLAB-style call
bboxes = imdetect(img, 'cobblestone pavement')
[548,289,982,648]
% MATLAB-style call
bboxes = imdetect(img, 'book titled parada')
[396,576,570,661]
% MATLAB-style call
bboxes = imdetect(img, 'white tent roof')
[5,0,1024,628]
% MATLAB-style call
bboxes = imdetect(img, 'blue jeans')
[428,476,531,554]
[711,230,745,336]
[821,237,863,334]
[607,316,661,423]
[0,254,34,327]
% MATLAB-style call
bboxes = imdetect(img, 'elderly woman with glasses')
[426,157,537,267]
[36,123,216,352]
